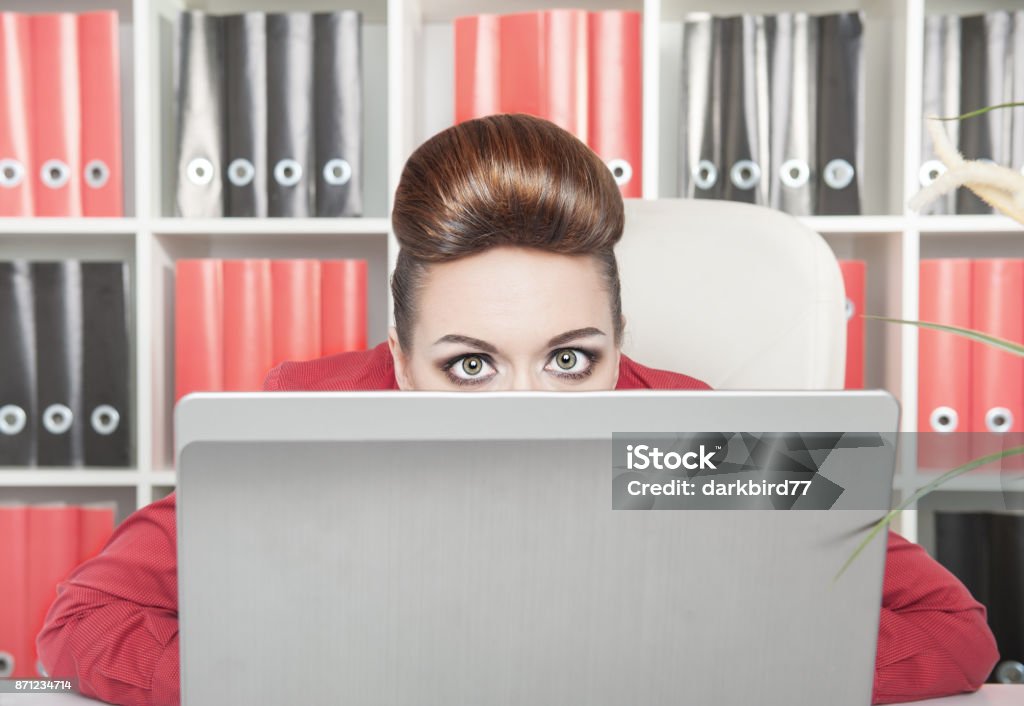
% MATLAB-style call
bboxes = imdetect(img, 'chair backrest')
[615,199,846,390]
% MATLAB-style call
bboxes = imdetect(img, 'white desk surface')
[0,684,1020,705]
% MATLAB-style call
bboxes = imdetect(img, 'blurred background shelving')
[2,0,1024,549]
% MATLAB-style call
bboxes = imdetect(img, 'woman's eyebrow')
[433,334,499,354]
[546,327,606,348]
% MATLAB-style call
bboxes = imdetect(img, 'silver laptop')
[175,391,900,706]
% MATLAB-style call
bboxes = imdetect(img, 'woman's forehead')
[413,247,614,348]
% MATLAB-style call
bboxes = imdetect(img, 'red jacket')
[37,343,999,706]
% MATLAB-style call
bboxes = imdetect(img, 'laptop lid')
[176,391,899,706]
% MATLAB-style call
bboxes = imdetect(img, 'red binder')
[77,11,123,217]
[0,13,34,216]
[588,11,642,198]
[27,505,80,678]
[918,259,972,472]
[29,13,82,217]
[78,504,115,563]
[454,14,501,123]
[838,260,865,389]
[0,505,29,678]
[322,259,368,355]
[175,259,224,401]
[970,259,1024,470]
[271,260,322,366]
[223,260,274,391]
[500,10,589,138]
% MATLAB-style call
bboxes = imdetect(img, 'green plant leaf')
[932,102,1024,121]
[834,444,1024,583]
[863,315,1024,357]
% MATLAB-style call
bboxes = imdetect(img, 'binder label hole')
[918,160,946,187]
[85,160,111,189]
[323,158,352,186]
[0,651,13,678]
[0,405,26,435]
[730,160,761,190]
[985,406,1013,433]
[227,158,256,187]
[930,406,958,433]
[274,159,303,187]
[42,404,74,435]
[779,159,810,189]
[606,158,633,187]
[823,159,855,190]
[186,157,215,186]
[693,160,718,190]
[995,660,1024,684]
[91,404,121,436]
[0,159,25,188]
[41,159,71,189]
[844,297,855,321]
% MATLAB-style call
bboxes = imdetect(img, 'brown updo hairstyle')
[390,113,626,352]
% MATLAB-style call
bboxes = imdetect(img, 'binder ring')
[41,159,71,189]
[606,158,633,187]
[844,296,855,321]
[918,159,946,187]
[929,406,958,433]
[323,158,352,186]
[823,159,855,190]
[85,160,110,189]
[91,404,120,436]
[730,160,761,190]
[42,404,73,435]
[186,157,215,186]
[995,660,1024,684]
[274,159,303,187]
[227,158,256,187]
[985,406,1014,433]
[0,159,25,188]
[779,159,810,189]
[692,160,718,190]
[0,404,27,436]
[0,650,14,678]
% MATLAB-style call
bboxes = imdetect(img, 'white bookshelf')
[1,0,1021,542]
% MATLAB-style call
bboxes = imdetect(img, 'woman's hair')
[390,113,625,351]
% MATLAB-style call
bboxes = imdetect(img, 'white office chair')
[616,199,846,390]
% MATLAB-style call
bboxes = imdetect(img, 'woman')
[38,114,997,706]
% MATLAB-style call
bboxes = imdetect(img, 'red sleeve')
[262,363,282,391]
[36,493,180,706]
[872,530,999,704]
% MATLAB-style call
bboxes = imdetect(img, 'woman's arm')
[36,493,180,706]
[872,530,999,704]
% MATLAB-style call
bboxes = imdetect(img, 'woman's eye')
[546,348,592,376]
[448,354,495,381]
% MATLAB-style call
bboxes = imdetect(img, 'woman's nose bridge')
[507,362,540,391]
[510,368,535,390]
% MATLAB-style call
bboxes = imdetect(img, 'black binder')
[989,513,1024,683]
[679,15,719,199]
[224,12,268,217]
[718,16,756,204]
[267,13,314,217]
[81,262,131,467]
[815,12,863,215]
[174,11,227,217]
[958,14,994,214]
[0,262,37,467]
[936,511,1024,683]
[31,261,84,467]
[314,11,363,217]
